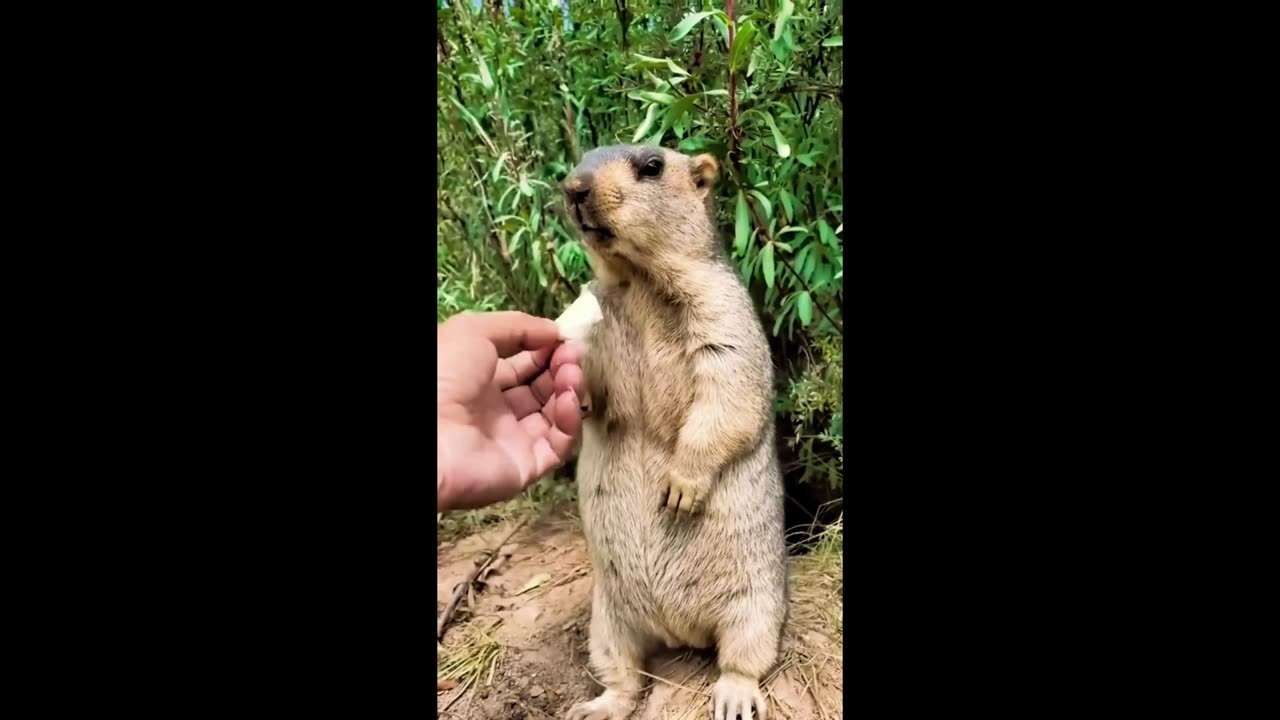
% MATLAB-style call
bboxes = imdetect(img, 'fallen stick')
[437,516,530,640]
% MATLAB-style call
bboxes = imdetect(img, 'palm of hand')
[438,335,582,509]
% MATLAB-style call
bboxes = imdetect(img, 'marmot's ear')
[691,154,719,196]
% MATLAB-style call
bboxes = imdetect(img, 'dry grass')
[790,512,843,636]
[437,619,504,698]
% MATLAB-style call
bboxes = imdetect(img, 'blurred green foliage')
[438,0,842,491]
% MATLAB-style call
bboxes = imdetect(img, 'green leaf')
[664,95,698,130]
[778,226,809,237]
[477,54,494,91]
[627,90,675,105]
[509,226,528,256]
[748,190,773,220]
[795,245,813,282]
[496,184,520,212]
[801,244,817,282]
[491,152,508,183]
[822,36,844,47]
[448,96,495,154]
[814,261,833,289]
[773,0,795,42]
[702,89,730,96]
[780,189,796,223]
[760,111,791,158]
[519,173,533,197]
[710,16,731,48]
[762,243,776,288]
[796,291,813,326]
[770,35,791,63]
[730,20,758,74]
[678,136,728,157]
[818,220,838,249]
[735,191,750,255]
[628,53,668,69]
[632,103,659,143]
[530,239,547,288]
[551,248,567,278]
[642,71,666,90]
[670,11,714,42]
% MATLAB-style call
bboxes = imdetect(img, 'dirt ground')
[437,508,843,719]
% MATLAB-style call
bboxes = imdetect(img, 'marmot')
[561,145,787,720]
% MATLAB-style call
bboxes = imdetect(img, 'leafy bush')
[437,0,843,492]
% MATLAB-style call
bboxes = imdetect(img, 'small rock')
[529,686,544,697]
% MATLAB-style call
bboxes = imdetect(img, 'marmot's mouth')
[580,223,615,241]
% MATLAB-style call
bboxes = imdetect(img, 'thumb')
[445,311,560,358]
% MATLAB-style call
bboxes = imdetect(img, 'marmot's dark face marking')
[563,145,719,264]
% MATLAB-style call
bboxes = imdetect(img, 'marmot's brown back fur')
[562,145,787,720]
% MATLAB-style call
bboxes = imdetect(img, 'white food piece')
[555,287,603,343]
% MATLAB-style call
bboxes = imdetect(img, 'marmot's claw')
[712,673,767,720]
[660,475,705,516]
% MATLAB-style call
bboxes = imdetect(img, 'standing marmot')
[561,145,787,720]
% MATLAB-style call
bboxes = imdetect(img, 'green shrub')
[438,0,843,491]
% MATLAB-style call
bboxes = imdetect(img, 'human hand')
[437,311,586,512]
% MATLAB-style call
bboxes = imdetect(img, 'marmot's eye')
[640,157,664,178]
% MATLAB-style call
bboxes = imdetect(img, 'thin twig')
[437,516,530,640]
[440,675,475,714]
[632,667,712,698]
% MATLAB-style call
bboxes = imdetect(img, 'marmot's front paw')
[660,472,708,515]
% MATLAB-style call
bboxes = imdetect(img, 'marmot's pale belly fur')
[578,419,786,649]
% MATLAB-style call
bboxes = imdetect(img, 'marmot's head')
[562,145,720,267]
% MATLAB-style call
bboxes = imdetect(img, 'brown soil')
[437,509,843,719]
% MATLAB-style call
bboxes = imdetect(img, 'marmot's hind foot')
[712,672,767,720]
[565,691,636,720]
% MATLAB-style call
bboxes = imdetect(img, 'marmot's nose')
[563,173,592,206]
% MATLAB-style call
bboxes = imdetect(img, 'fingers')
[495,346,553,389]
[447,311,560,358]
[547,389,582,443]
[525,391,582,481]
[550,341,585,377]
[553,361,583,396]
